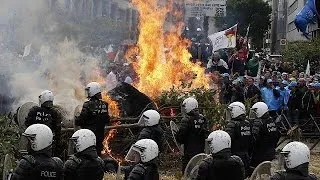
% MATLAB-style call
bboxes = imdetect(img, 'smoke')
[0,0,109,118]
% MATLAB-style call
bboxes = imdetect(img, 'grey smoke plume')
[0,0,110,118]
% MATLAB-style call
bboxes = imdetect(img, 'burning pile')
[126,0,210,98]
[101,0,213,163]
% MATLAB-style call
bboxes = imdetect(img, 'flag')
[294,0,320,39]
[245,24,250,38]
[209,24,238,52]
[103,44,114,54]
[104,44,116,61]
[306,60,310,76]
[238,25,250,62]
[106,71,118,91]
[23,44,32,57]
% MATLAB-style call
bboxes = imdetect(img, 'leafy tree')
[216,0,272,49]
[283,38,320,72]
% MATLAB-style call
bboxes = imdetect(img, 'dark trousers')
[96,136,103,157]
[251,150,275,167]
[234,152,251,177]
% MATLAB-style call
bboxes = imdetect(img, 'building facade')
[52,0,138,41]
[286,0,307,41]
[286,0,320,41]
[265,0,320,53]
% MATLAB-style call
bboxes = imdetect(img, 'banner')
[208,24,237,52]
[305,60,310,76]
[23,44,32,57]
[184,0,227,17]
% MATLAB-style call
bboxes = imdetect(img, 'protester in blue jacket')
[261,79,282,117]
[276,80,291,110]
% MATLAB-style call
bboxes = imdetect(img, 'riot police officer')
[25,90,62,156]
[125,139,160,180]
[250,102,280,167]
[176,97,208,172]
[122,110,164,179]
[75,82,110,156]
[271,141,317,180]
[11,124,63,180]
[137,110,164,152]
[64,129,105,180]
[225,101,253,177]
[196,130,245,180]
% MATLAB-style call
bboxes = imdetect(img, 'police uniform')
[11,151,63,180]
[137,125,165,152]
[126,160,159,180]
[251,116,280,167]
[176,114,208,172]
[271,163,318,180]
[196,149,245,180]
[225,117,253,176]
[64,146,105,180]
[25,106,62,156]
[75,94,110,156]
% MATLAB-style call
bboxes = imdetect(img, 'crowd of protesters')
[205,50,320,126]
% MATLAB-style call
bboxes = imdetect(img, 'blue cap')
[281,80,289,85]
[312,82,320,87]
[222,73,230,77]
[267,79,273,83]
[289,81,298,87]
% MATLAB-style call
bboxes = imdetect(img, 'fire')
[101,92,123,162]
[101,92,120,118]
[101,121,123,162]
[126,0,209,98]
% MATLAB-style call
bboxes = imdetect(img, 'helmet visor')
[85,87,90,98]
[69,136,80,154]
[181,103,187,117]
[225,109,231,122]
[125,145,142,163]
[279,151,290,170]
[205,138,212,154]
[21,133,36,153]
[137,114,148,126]
[38,95,42,106]
[249,108,258,120]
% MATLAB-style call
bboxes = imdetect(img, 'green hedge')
[0,116,20,178]
[157,84,227,129]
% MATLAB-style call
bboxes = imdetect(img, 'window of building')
[288,21,296,32]
[288,0,298,15]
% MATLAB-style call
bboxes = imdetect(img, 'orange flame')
[101,92,124,162]
[101,121,123,163]
[126,0,209,98]
[101,92,120,118]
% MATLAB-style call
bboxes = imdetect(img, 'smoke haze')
[0,0,108,120]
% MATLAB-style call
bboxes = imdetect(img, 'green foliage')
[0,116,20,178]
[156,83,227,130]
[216,0,272,49]
[283,38,320,66]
